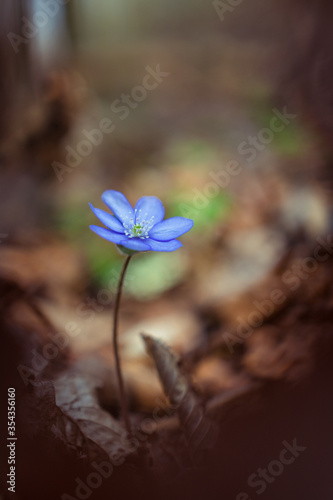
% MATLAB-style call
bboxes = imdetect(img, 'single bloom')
[89,190,194,252]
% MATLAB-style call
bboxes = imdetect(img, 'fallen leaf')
[142,334,218,453]
[53,368,134,463]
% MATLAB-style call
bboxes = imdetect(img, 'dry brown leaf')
[193,356,249,396]
[23,366,136,465]
[0,242,85,304]
[53,369,134,463]
[142,334,218,453]
[242,326,315,380]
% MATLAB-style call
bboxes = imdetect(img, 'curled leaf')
[142,334,218,452]
[24,366,136,464]
[53,370,133,463]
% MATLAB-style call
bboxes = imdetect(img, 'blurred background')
[2,0,333,397]
[2,0,333,388]
[2,1,333,497]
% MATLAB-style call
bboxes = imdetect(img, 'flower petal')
[119,238,151,251]
[149,216,194,241]
[90,225,124,244]
[101,190,134,222]
[146,238,183,252]
[134,196,165,225]
[89,203,125,233]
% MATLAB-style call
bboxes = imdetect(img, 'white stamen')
[122,211,154,239]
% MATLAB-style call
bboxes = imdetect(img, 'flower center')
[123,209,155,239]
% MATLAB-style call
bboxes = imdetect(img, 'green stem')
[113,255,132,436]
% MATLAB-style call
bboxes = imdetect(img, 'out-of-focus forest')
[1,1,333,499]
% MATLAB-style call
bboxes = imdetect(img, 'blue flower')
[89,190,194,252]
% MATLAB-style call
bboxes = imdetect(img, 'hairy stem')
[113,255,132,436]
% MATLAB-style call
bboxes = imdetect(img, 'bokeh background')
[2,0,333,405]
[1,0,325,294]
[2,1,333,498]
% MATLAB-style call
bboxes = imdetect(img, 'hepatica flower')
[89,189,193,253]
[89,189,193,437]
